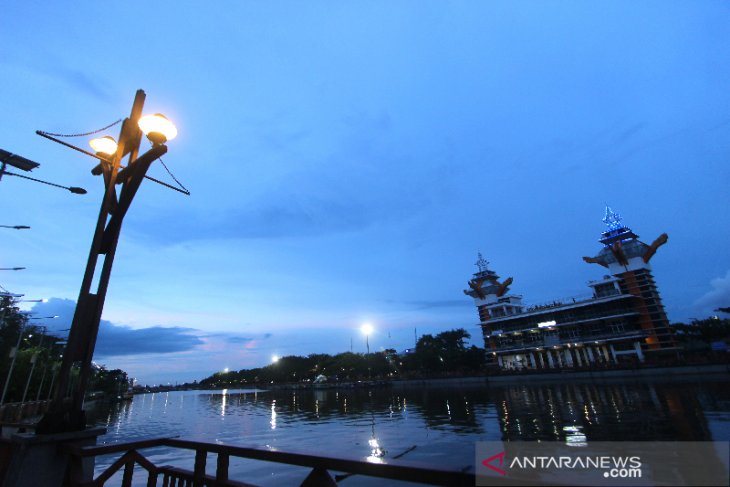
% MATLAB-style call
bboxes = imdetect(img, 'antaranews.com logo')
[475,441,729,486]
[483,451,642,479]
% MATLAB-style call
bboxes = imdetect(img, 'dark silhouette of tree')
[198,328,487,386]
[672,317,730,345]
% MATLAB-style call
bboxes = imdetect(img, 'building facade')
[464,208,677,370]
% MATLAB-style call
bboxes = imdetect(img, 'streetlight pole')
[361,324,373,355]
[1,323,25,405]
[38,90,178,434]
[21,327,45,403]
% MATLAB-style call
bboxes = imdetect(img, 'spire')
[598,205,639,247]
[602,205,625,232]
[475,252,489,273]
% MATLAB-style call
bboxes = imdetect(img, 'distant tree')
[90,367,129,398]
[195,327,487,386]
[0,297,68,402]
[400,328,485,376]
[672,317,730,344]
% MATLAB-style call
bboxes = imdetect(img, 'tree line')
[0,296,129,403]
[199,328,487,388]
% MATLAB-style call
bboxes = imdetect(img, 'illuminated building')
[464,207,676,370]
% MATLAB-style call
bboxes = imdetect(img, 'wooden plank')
[216,452,229,483]
[121,459,134,487]
[193,449,206,487]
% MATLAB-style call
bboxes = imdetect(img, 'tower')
[583,206,676,351]
[463,253,520,352]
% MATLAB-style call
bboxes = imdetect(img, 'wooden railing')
[0,400,52,423]
[65,437,476,487]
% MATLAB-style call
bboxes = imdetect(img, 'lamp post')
[21,326,46,403]
[0,314,54,405]
[361,324,373,355]
[37,90,178,434]
[0,225,30,230]
[0,323,26,405]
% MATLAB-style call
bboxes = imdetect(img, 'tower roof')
[599,205,639,246]
[473,252,497,278]
[584,206,668,269]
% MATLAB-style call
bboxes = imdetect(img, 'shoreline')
[390,363,730,388]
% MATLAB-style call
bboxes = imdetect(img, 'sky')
[1,1,729,385]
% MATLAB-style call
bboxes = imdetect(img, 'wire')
[158,157,190,195]
[37,119,123,138]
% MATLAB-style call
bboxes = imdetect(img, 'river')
[87,376,730,485]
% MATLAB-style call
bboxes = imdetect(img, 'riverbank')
[389,362,730,388]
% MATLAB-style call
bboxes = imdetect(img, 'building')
[464,207,677,370]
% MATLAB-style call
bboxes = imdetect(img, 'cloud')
[694,270,730,314]
[26,298,276,360]
[27,298,203,357]
[201,332,272,345]
[95,325,204,356]
[53,66,112,101]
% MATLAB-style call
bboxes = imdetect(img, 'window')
[564,328,580,339]
[609,322,625,334]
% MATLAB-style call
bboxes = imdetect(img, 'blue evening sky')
[1,1,729,384]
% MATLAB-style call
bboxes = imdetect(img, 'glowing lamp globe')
[89,136,118,155]
[138,113,177,145]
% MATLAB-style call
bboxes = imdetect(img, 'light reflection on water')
[89,379,730,486]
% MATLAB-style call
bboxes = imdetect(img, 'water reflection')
[88,378,730,485]
[492,381,720,442]
[270,400,277,430]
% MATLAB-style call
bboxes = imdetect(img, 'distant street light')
[361,324,374,354]
[0,225,30,230]
[0,149,86,194]
[0,169,87,194]
[0,267,25,271]
[38,89,182,434]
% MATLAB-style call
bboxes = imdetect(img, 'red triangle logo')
[482,451,507,476]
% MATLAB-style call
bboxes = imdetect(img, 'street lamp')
[89,136,118,156]
[0,225,30,230]
[138,113,178,145]
[0,148,87,194]
[361,324,374,354]
[0,267,26,271]
[37,90,181,434]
